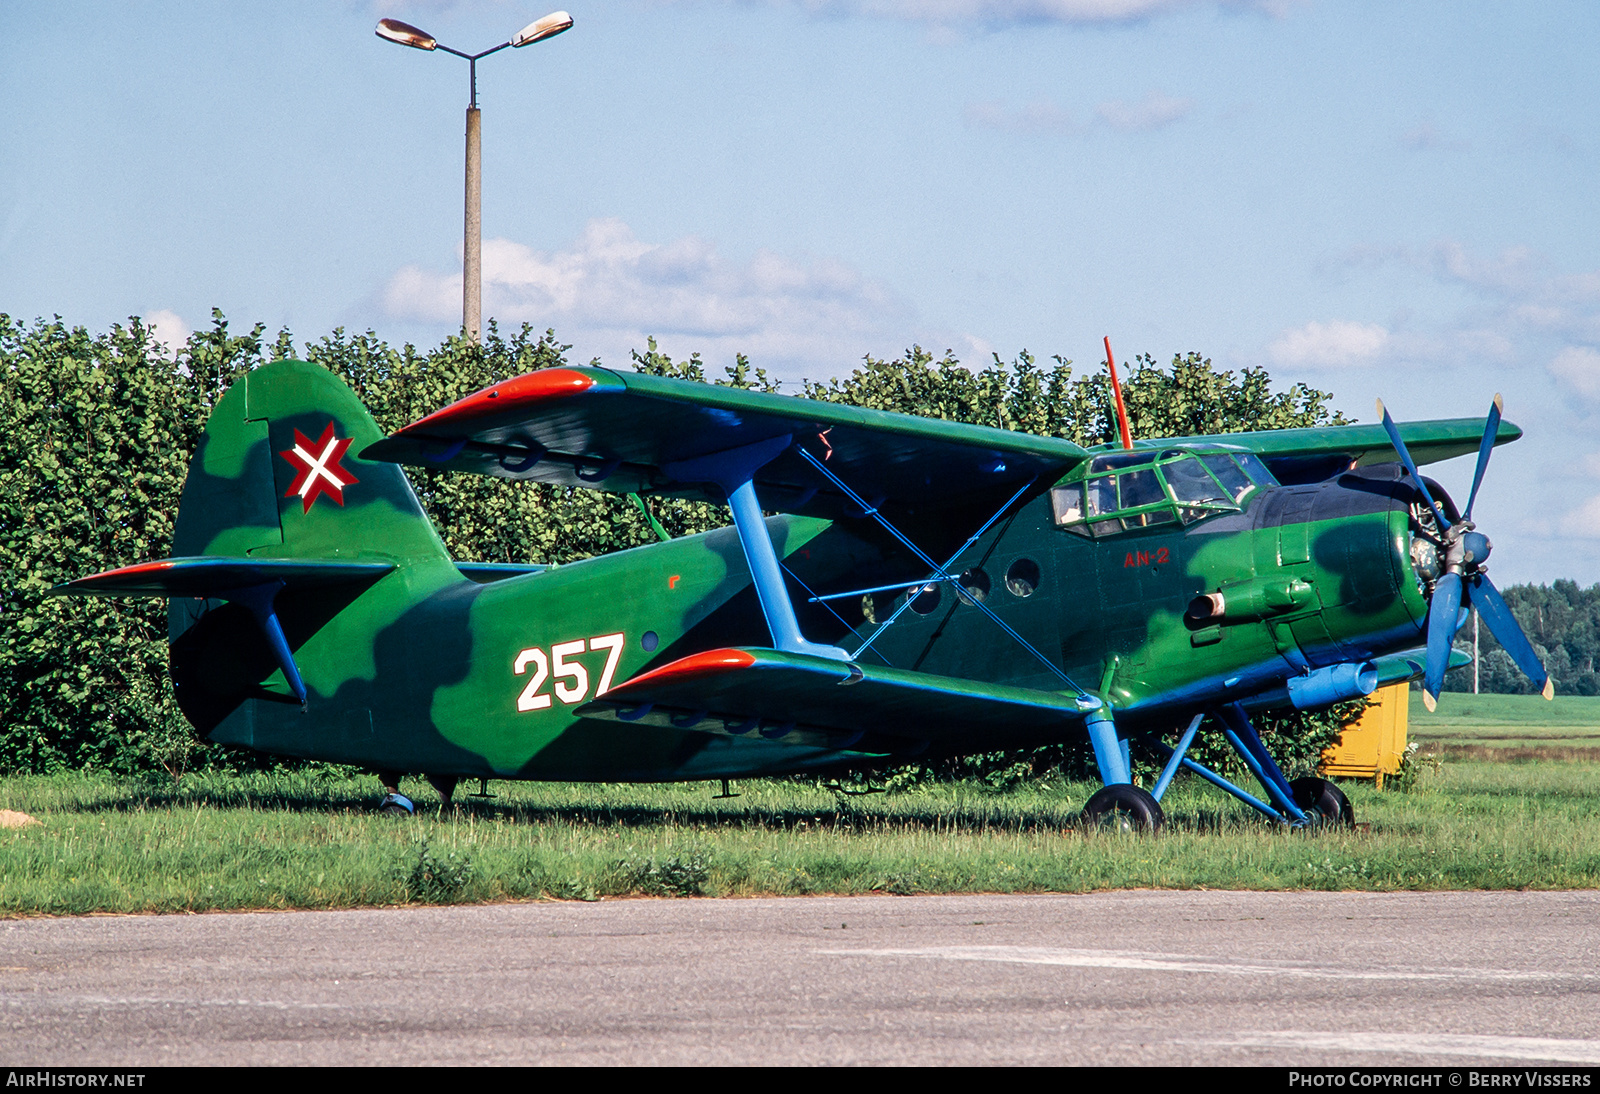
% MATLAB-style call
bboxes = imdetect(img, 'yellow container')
[1320,683,1409,788]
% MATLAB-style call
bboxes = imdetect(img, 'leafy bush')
[615,849,713,896]
[401,839,477,903]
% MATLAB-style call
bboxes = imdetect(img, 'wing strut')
[794,446,1098,707]
[661,436,849,662]
[225,581,310,710]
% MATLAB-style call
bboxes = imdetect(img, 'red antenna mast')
[1104,335,1134,450]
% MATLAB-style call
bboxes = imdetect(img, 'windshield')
[1051,449,1274,537]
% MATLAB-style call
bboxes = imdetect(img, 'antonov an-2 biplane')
[52,357,1551,829]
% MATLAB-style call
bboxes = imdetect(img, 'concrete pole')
[463,104,482,343]
[1474,608,1480,694]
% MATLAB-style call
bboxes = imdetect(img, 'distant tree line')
[1445,580,1600,697]
[1,310,1371,778]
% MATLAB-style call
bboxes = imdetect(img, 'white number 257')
[513,633,625,712]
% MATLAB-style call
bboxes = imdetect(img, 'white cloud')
[1315,241,1600,370]
[382,217,988,376]
[1549,346,1600,401]
[965,91,1191,135]
[1095,90,1192,131]
[964,99,1081,133]
[1428,241,1600,346]
[144,309,191,352]
[758,1,1285,27]
[1400,122,1468,152]
[1267,320,1390,368]
[1559,493,1600,538]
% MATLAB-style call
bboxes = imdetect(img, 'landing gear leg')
[1082,707,1164,833]
[425,774,459,809]
[1291,777,1355,828]
[377,770,414,816]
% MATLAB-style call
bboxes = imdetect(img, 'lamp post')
[376,12,573,343]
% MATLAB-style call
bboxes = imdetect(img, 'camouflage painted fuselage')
[163,361,1430,781]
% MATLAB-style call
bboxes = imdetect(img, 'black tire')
[1081,785,1165,833]
[1291,777,1355,828]
[379,791,416,817]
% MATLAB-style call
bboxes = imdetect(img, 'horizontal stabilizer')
[577,646,1094,748]
[49,556,394,599]
[362,366,1090,522]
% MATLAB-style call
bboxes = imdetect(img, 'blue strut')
[222,580,308,710]
[1215,703,1309,824]
[1085,708,1130,785]
[662,436,848,662]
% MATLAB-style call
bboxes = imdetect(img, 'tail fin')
[46,361,451,733]
[173,359,448,564]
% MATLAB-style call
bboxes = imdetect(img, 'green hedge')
[1,311,1352,778]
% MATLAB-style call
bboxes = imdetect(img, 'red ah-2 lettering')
[1123,548,1170,569]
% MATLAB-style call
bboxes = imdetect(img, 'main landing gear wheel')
[1081,785,1164,833]
[380,792,416,816]
[1291,777,1354,828]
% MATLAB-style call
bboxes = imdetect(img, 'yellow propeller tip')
[1375,398,1386,418]
[1422,690,1437,713]
[1543,678,1555,701]
[1493,393,1504,414]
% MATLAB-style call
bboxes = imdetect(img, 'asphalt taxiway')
[3,890,1598,1065]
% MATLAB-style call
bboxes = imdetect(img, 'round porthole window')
[1005,558,1041,598]
[957,567,991,605]
[908,582,942,615]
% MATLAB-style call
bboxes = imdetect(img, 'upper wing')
[361,367,1090,521]
[1157,417,1522,484]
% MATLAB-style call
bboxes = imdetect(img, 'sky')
[3,0,1598,586]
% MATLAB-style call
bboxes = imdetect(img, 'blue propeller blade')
[1467,573,1554,700]
[1423,572,1462,709]
[1462,394,1503,523]
[1377,399,1449,531]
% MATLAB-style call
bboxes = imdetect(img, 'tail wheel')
[1291,777,1354,828]
[1081,785,1165,833]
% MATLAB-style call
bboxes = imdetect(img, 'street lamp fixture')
[376,12,573,343]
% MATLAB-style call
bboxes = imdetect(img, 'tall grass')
[2,761,1598,916]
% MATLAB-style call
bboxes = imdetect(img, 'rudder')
[173,359,448,564]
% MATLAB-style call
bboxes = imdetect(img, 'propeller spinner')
[1378,395,1553,711]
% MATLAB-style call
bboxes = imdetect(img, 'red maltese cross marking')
[280,422,360,513]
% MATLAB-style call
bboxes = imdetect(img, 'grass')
[1410,692,1600,759]
[3,755,1600,916]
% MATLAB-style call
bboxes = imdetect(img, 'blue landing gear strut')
[1138,704,1350,828]
[1081,706,1164,831]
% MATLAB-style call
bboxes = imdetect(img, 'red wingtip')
[89,559,177,580]
[611,648,757,692]
[397,368,596,436]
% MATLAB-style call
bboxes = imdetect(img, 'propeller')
[1376,395,1552,712]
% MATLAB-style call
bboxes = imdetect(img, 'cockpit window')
[1051,449,1265,537]
[1235,452,1277,487]
[1199,454,1253,502]
[1167,457,1231,505]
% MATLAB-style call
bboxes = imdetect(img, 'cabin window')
[907,582,941,615]
[1005,558,1041,597]
[957,567,991,604]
